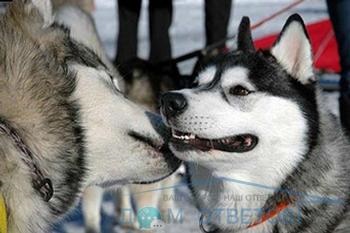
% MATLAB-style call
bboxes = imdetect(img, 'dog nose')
[161,92,188,118]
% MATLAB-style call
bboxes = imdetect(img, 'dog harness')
[0,194,7,233]
[199,198,292,233]
[0,120,54,202]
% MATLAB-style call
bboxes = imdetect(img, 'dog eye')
[229,85,251,96]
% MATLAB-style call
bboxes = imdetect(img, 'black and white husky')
[161,15,350,233]
[0,1,180,233]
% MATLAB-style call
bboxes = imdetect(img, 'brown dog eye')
[229,85,251,96]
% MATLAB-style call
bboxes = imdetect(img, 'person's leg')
[205,0,232,47]
[327,0,350,132]
[115,0,142,64]
[192,0,232,79]
[148,0,173,64]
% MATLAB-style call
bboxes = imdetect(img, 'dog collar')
[247,198,292,228]
[0,193,7,233]
[199,198,292,233]
[0,120,53,202]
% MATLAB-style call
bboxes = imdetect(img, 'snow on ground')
[54,1,341,232]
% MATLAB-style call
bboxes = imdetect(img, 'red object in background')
[254,19,341,73]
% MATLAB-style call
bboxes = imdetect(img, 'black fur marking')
[237,17,255,52]
[323,198,350,233]
[289,203,329,233]
[66,39,107,70]
[185,163,202,210]
[194,46,322,232]
[274,14,311,47]
[47,73,86,216]
[220,90,230,104]
[202,68,223,91]
[185,14,350,233]
[273,225,280,233]
[198,52,241,92]
[34,23,102,217]
[200,50,319,154]
[51,23,108,70]
[52,22,71,35]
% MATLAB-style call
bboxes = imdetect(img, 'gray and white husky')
[0,1,180,233]
[161,15,350,233]
[54,4,180,232]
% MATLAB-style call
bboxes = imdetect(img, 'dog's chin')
[127,130,182,184]
[97,157,181,187]
[170,129,259,153]
[132,162,180,185]
[131,153,182,184]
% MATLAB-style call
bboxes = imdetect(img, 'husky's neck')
[189,102,350,232]
[188,163,282,232]
[187,138,308,230]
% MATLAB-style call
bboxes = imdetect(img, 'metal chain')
[0,120,53,202]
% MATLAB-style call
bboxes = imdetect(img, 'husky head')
[161,14,318,183]
[0,0,180,186]
[0,1,180,232]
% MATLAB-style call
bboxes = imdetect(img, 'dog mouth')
[128,131,182,184]
[170,129,258,153]
[128,131,168,153]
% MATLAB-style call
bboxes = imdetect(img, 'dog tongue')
[218,135,257,152]
[174,137,211,151]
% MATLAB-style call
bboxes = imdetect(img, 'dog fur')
[0,1,180,233]
[161,15,350,233]
[52,4,181,232]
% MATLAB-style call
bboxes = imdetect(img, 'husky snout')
[160,92,188,119]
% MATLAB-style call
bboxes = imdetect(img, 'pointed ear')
[11,0,54,28]
[271,14,314,84]
[32,0,54,27]
[237,16,255,52]
[29,0,54,27]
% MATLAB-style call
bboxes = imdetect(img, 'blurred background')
[94,0,328,75]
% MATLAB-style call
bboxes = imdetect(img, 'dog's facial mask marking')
[167,66,259,153]
[161,14,315,166]
[160,14,323,231]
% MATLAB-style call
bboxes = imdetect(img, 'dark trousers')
[116,0,232,63]
[205,0,232,47]
[115,0,173,64]
[327,0,350,131]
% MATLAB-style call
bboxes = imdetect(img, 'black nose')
[161,92,188,118]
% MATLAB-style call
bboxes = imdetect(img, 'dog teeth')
[220,138,231,144]
[172,134,184,140]
[171,129,196,140]
[189,134,196,139]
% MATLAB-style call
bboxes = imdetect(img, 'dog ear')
[10,0,54,28]
[271,14,314,84]
[33,0,54,27]
[28,0,54,27]
[7,0,67,60]
[237,16,255,52]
